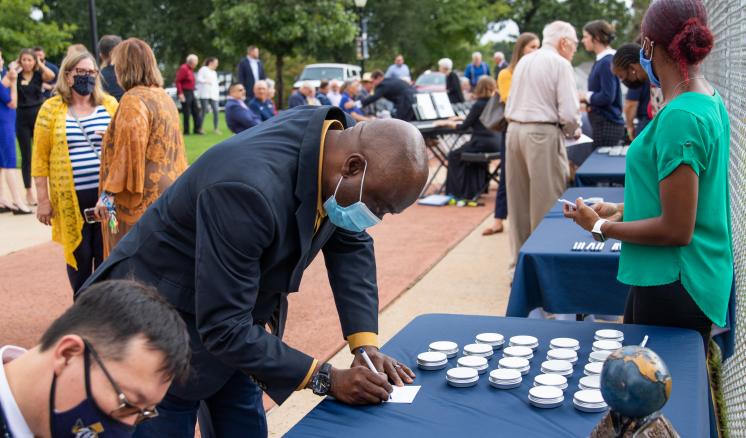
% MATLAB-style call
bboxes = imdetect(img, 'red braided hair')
[642,0,714,80]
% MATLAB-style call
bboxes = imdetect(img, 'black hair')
[613,43,642,69]
[98,35,122,60]
[319,80,329,89]
[203,57,217,67]
[370,70,384,80]
[228,82,244,92]
[41,280,190,382]
[32,46,44,53]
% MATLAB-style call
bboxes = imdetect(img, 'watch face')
[312,373,331,395]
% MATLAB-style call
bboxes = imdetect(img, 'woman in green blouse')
[565,0,732,354]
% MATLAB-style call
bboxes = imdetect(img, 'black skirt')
[445,134,500,200]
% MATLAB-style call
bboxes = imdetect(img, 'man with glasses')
[225,83,261,134]
[504,20,582,267]
[0,280,189,437]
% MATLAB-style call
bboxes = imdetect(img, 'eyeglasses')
[83,340,159,424]
[70,68,99,77]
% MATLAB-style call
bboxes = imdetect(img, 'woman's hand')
[563,198,601,232]
[94,197,110,222]
[591,202,622,222]
[36,199,53,226]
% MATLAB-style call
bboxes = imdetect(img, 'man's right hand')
[329,366,393,404]
[178,94,186,103]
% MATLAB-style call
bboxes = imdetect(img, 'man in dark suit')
[79,106,429,436]
[237,45,266,104]
[225,83,261,133]
[361,70,416,121]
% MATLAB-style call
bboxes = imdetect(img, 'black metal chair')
[460,151,502,201]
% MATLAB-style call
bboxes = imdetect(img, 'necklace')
[669,75,706,100]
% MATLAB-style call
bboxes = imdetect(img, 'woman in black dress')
[441,76,500,202]
[15,48,55,205]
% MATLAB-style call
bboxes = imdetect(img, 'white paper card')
[386,385,421,403]
[565,134,593,147]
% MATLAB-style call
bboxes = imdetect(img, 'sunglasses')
[84,340,159,425]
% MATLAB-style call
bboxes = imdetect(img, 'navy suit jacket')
[225,98,261,133]
[288,91,307,108]
[237,57,266,100]
[361,78,415,121]
[79,106,379,404]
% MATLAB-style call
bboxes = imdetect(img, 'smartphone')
[83,208,100,224]
[558,198,577,210]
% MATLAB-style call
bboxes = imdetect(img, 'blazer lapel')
[289,107,349,290]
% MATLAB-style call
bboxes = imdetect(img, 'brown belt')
[509,120,561,127]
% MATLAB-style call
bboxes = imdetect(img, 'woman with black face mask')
[611,43,666,140]
[31,50,119,293]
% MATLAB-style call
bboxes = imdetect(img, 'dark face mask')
[622,78,646,89]
[72,75,96,96]
[49,348,136,438]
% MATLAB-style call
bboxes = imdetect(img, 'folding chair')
[460,151,502,201]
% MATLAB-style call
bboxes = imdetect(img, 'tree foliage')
[44,0,225,80]
[0,0,75,59]
[208,0,358,106]
[363,0,510,73]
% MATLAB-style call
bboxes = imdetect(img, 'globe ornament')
[589,345,679,438]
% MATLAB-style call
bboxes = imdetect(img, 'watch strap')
[592,219,608,241]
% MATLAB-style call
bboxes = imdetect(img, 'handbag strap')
[68,107,101,159]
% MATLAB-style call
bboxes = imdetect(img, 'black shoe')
[0,205,10,213]
[11,204,32,215]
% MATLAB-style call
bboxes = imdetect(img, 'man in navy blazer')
[361,70,416,121]
[225,83,261,134]
[237,45,266,103]
[79,106,429,436]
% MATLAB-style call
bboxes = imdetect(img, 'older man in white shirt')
[505,20,581,264]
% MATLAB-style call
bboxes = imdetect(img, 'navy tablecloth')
[286,314,709,438]
[507,188,627,317]
[575,151,626,186]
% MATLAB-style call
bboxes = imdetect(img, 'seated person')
[0,279,190,437]
[440,76,501,201]
[316,80,332,106]
[248,80,275,121]
[339,80,374,122]
[288,81,320,108]
[225,83,262,134]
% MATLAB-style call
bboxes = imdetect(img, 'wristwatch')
[310,363,333,396]
[592,219,609,242]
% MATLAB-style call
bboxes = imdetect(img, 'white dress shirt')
[327,91,343,107]
[195,67,220,101]
[505,45,580,137]
[0,346,32,438]
[248,56,260,83]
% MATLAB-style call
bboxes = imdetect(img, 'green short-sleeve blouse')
[618,90,732,327]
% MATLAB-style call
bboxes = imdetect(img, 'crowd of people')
[0,0,734,435]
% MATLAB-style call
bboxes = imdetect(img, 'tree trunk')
[276,55,284,109]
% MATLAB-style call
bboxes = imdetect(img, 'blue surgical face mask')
[323,160,381,233]
[49,348,136,438]
[639,46,661,88]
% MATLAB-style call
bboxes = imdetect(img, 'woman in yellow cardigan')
[31,51,118,292]
[483,32,540,236]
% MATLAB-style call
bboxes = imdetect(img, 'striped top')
[65,106,111,191]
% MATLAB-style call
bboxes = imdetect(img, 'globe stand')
[590,410,680,437]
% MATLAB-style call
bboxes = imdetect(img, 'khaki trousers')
[506,122,569,264]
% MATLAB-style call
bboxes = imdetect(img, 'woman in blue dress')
[0,50,32,214]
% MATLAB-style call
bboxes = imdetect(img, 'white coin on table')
[429,341,458,352]
[476,332,504,345]
[584,362,604,376]
[534,373,568,389]
[458,355,488,369]
[447,367,479,381]
[592,340,623,352]
[589,350,613,363]
[503,346,533,358]
[578,375,601,390]
[547,348,578,363]
[490,368,522,382]
[550,337,580,350]
[595,329,624,340]
[417,351,448,364]
[510,335,539,348]
[463,343,493,356]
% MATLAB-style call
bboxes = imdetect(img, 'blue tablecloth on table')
[575,151,626,186]
[286,314,709,438]
[507,188,627,317]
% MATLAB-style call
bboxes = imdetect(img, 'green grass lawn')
[181,111,233,164]
[16,111,233,166]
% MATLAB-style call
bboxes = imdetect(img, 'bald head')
[322,119,428,220]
